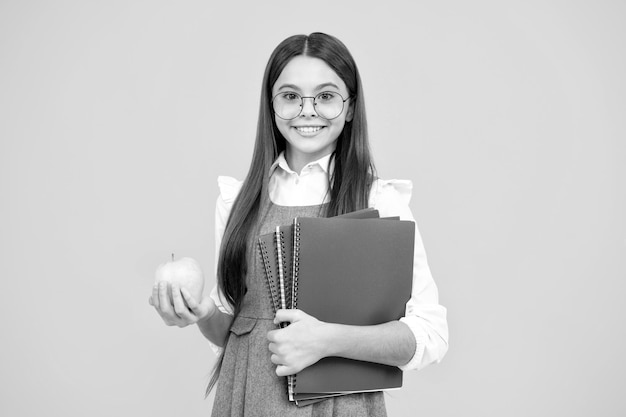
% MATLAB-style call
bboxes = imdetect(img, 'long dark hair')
[206,32,376,395]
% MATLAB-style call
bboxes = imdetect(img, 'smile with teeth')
[295,126,324,134]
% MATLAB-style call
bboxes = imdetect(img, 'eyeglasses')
[272,91,350,120]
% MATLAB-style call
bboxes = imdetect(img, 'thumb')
[197,295,217,318]
[274,308,302,325]
[180,288,215,318]
[198,295,215,310]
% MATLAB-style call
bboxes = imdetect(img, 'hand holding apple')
[149,255,216,328]
[154,255,205,303]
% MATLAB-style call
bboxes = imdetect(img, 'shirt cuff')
[398,316,428,371]
[209,284,234,315]
[206,339,223,357]
[207,286,233,356]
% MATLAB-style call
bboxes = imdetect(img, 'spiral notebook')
[257,209,414,406]
[289,217,415,403]
[257,208,382,404]
[258,208,382,315]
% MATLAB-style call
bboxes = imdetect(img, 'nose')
[300,97,317,118]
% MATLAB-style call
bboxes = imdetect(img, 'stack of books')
[258,208,415,406]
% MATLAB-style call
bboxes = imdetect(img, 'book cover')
[292,217,415,396]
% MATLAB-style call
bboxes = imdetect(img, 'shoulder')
[215,176,243,224]
[217,175,244,204]
[369,177,413,207]
[368,178,414,220]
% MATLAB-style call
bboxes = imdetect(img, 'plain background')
[1,1,624,416]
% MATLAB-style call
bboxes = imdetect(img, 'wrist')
[318,322,342,358]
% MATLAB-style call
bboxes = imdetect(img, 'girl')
[150,32,448,417]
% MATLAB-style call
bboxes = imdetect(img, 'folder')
[258,208,382,314]
[257,209,414,405]
[290,217,415,401]
[257,208,382,403]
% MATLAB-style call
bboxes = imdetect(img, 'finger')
[274,309,301,325]
[276,365,294,377]
[151,284,160,309]
[267,329,279,343]
[180,287,200,313]
[171,284,196,323]
[150,290,174,325]
[158,282,182,325]
[268,342,278,354]
[270,354,281,365]
[158,281,173,313]
[182,289,215,321]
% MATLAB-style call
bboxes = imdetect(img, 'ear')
[345,101,355,122]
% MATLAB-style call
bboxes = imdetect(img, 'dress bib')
[211,202,387,417]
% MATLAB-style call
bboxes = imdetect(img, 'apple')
[155,255,205,304]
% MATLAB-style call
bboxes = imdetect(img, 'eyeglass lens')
[273,92,346,120]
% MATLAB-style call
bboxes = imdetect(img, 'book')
[291,217,415,401]
[257,209,414,405]
[258,208,381,403]
[258,208,382,315]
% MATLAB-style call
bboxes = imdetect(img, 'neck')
[285,149,334,175]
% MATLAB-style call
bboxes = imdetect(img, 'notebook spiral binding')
[279,230,291,307]
[273,227,295,401]
[290,218,302,402]
[259,239,280,313]
[275,227,287,311]
[292,218,301,310]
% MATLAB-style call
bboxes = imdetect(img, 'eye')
[317,91,337,101]
[280,92,300,101]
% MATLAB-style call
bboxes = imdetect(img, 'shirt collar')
[269,151,334,176]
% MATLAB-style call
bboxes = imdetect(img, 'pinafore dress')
[211,201,387,417]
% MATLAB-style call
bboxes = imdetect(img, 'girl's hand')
[149,281,216,327]
[266,309,329,377]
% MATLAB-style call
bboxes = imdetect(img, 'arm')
[324,320,415,366]
[148,177,241,348]
[199,179,239,347]
[371,179,449,371]
[194,298,233,348]
[268,179,449,376]
[149,282,233,348]
[267,309,416,376]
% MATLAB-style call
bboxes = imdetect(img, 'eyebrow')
[276,82,341,92]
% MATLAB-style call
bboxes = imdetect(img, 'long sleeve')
[369,179,449,371]
[209,170,449,370]
[206,177,242,355]
[209,176,243,316]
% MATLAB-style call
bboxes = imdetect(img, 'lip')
[293,126,326,137]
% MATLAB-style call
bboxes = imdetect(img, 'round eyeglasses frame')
[271,91,351,121]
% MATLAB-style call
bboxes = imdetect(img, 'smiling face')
[272,55,353,173]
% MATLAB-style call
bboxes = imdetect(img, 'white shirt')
[210,152,449,371]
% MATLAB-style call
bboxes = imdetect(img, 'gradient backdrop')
[1,1,624,416]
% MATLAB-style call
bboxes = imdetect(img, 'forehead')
[272,55,347,94]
